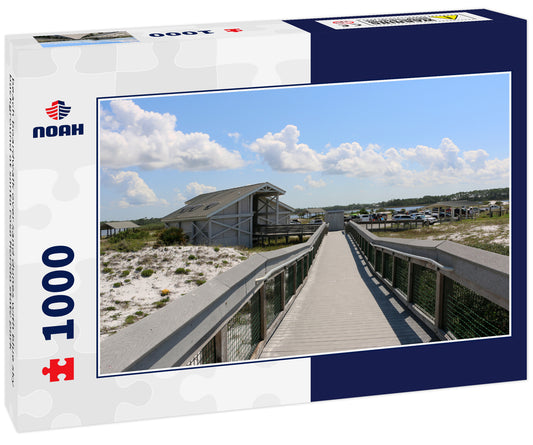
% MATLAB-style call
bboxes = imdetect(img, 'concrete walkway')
[260,230,436,359]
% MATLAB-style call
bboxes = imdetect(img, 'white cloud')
[228,132,241,141]
[249,125,322,172]
[100,100,245,171]
[250,125,508,188]
[305,175,326,188]
[294,185,305,191]
[174,182,217,204]
[185,182,217,196]
[109,171,167,208]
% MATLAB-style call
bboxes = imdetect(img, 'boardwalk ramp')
[260,231,436,358]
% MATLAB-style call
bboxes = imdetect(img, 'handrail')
[372,243,454,272]
[345,221,509,341]
[255,245,314,284]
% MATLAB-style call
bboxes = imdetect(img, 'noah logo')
[33,100,84,139]
[45,100,71,120]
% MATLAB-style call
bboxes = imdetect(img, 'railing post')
[380,248,385,277]
[293,263,297,292]
[260,283,267,340]
[434,270,445,330]
[407,260,414,303]
[215,325,228,363]
[391,255,397,288]
[280,269,286,311]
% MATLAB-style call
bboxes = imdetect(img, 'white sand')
[99,245,250,337]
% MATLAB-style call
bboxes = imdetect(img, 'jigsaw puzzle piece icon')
[42,358,74,382]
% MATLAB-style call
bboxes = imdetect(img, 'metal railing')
[100,223,328,374]
[185,230,326,366]
[345,222,509,340]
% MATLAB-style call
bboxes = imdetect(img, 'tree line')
[296,187,510,213]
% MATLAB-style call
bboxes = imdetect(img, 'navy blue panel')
[310,337,526,402]
[286,9,526,83]
[285,10,527,402]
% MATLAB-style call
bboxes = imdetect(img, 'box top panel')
[5,19,305,51]
[5,9,524,52]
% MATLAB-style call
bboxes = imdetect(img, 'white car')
[392,214,415,221]
[415,214,437,224]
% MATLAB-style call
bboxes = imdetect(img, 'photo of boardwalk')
[98,73,510,374]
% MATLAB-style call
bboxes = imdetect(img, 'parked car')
[312,219,323,224]
[392,214,415,221]
[415,214,437,224]
[290,219,301,224]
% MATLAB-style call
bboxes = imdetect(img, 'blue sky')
[99,73,510,220]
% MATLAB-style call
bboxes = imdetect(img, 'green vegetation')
[120,270,130,278]
[102,267,113,274]
[195,279,207,286]
[157,227,188,246]
[175,267,190,275]
[375,214,509,256]
[188,254,197,260]
[112,282,122,288]
[124,315,136,325]
[140,269,154,277]
[153,296,170,308]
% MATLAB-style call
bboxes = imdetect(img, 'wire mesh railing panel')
[394,257,409,296]
[265,274,283,329]
[186,337,216,366]
[443,277,509,339]
[412,264,436,319]
[286,265,295,303]
[383,253,393,282]
[368,246,375,267]
[296,258,303,287]
[375,250,383,274]
[303,255,308,279]
[227,291,262,362]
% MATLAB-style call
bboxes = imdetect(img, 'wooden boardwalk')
[260,231,436,359]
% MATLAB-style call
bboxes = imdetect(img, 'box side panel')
[5,37,19,430]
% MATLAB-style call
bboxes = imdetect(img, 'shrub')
[188,254,197,260]
[135,266,143,272]
[124,315,136,325]
[108,229,150,244]
[120,270,130,278]
[141,269,154,278]
[102,267,113,274]
[175,267,189,275]
[195,279,206,286]
[158,227,188,246]
[154,296,170,308]
[113,282,122,288]
[104,306,116,311]
[214,246,220,252]
[135,311,145,317]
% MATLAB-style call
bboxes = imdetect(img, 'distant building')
[100,221,140,237]
[162,182,294,247]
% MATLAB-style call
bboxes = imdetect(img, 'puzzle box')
[5,9,526,431]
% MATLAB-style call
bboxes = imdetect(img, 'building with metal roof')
[162,182,294,247]
[100,221,140,237]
